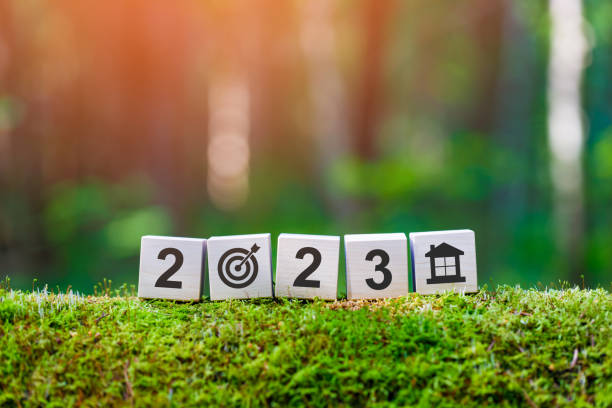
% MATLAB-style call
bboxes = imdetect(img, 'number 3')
[365,249,392,290]
[155,248,183,289]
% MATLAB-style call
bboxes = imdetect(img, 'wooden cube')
[275,234,340,300]
[344,233,408,300]
[138,235,207,301]
[409,229,478,295]
[207,233,273,300]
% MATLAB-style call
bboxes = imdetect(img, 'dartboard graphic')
[217,244,260,289]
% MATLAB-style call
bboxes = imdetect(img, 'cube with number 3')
[344,233,409,300]
[138,235,207,301]
[275,234,340,300]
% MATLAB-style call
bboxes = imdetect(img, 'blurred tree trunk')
[0,2,12,184]
[143,4,182,223]
[353,0,394,160]
[299,0,353,219]
[0,2,48,272]
[469,0,504,133]
[582,2,612,286]
[463,0,504,274]
[203,2,256,212]
[547,0,588,284]
[492,1,535,236]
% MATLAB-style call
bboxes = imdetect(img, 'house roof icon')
[425,242,464,258]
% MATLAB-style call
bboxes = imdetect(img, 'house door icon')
[425,242,466,284]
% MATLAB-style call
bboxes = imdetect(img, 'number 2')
[155,248,183,289]
[293,247,321,288]
[365,249,392,290]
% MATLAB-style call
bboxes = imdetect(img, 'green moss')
[0,286,610,407]
[0,298,24,324]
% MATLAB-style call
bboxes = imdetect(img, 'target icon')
[217,244,260,289]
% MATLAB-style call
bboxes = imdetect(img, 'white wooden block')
[409,229,478,295]
[138,235,206,301]
[207,233,273,300]
[344,233,408,300]
[275,234,340,300]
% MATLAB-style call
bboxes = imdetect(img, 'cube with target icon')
[207,233,273,300]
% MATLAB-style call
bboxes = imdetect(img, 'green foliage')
[1,286,610,406]
[35,180,173,291]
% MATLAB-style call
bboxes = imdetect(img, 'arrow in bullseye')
[237,243,260,269]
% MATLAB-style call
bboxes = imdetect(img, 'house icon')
[425,242,466,284]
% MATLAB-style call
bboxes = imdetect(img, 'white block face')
[409,229,478,295]
[344,233,408,300]
[138,236,206,301]
[207,234,273,300]
[275,234,340,300]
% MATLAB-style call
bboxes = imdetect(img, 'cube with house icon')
[409,230,477,294]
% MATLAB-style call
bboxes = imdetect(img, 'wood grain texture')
[138,236,206,300]
[344,233,408,299]
[207,233,273,300]
[409,229,478,295]
[275,234,340,300]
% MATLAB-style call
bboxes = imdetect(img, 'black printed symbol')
[365,249,392,290]
[218,244,260,289]
[155,248,183,289]
[425,243,466,284]
[293,247,322,288]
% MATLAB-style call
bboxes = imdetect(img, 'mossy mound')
[1,286,611,406]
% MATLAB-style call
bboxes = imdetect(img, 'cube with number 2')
[138,235,207,301]
[344,233,408,299]
[275,234,340,300]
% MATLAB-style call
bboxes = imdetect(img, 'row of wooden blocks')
[138,229,478,301]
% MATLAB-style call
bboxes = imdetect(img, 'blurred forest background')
[0,0,611,292]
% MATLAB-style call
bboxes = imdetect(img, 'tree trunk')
[353,0,394,160]
[547,0,588,284]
